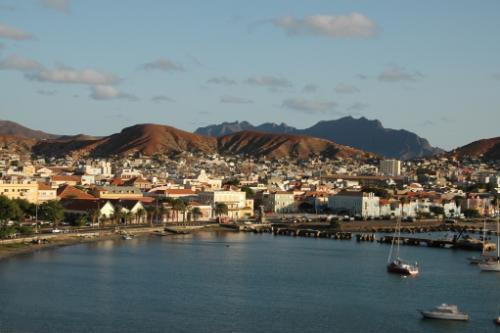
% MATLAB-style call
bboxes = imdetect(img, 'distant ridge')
[195,116,443,159]
[32,124,373,160]
[217,131,372,159]
[450,137,500,161]
[0,120,59,140]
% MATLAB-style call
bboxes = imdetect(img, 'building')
[91,186,143,200]
[37,183,57,202]
[328,191,380,218]
[265,192,296,213]
[380,159,401,177]
[0,179,39,203]
[199,190,254,219]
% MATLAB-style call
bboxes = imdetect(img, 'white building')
[328,191,380,218]
[380,159,401,177]
[265,192,296,213]
[199,190,253,219]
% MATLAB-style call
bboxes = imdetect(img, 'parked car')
[51,228,62,233]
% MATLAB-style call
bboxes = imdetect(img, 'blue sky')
[0,0,499,149]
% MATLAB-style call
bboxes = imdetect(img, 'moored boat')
[419,304,469,321]
[387,258,419,276]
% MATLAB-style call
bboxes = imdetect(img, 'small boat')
[387,258,419,276]
[468,255,498,265]
[122,234,133,240]
[419,304,469,321]
[494,316,500,325]
[386,211,419,276]
[480,211,500,272]
[479,261,500,271]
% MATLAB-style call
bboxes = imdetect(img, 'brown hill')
[0,135,37,156]
[450,137,500,160]
[217,131,372,159]
[33,124,217,157]
[0,120,59,140]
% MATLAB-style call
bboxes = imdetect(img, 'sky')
[0,0,499,150]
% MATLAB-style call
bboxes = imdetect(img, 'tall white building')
[379,159,401,177]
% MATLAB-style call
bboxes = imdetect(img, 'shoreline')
[0,224,227,261]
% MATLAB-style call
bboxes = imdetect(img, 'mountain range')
[195,116,443,159]
[30,124,372,160]
[0,119,498,161]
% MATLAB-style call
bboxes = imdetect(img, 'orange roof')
[38,183,53,191]
[57,184,95,200]
[52,175,81,182]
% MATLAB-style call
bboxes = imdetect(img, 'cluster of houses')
[0,150,498,225]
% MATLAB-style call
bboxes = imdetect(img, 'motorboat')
[122,234,133,240]
[387,258,419,276]
[419,304,469,321]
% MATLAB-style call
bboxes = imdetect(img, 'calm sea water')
[0,231,498,333]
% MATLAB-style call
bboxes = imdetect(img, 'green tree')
[191,207,202,222]
[0,195,21,227]
[39,200,64,228]
[215,202,228,217]
[241,186,256,199]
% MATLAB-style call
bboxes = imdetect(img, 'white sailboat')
[387,206,419,276]
[468,219,496,264]
[479,199,500,272]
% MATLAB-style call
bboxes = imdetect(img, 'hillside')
[0,135,37,156]
[217,131,371,160]
[0,120,59,140]
[196,117,443,159]
[33,124,218,157]
[450,137,500,161]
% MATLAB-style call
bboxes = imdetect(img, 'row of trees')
[0,195,64,238]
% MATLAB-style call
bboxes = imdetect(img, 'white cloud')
[273,13,376,38]
[282,98,337,114]
[0,23,33,40]
[90,85,137,101]
[0,55,42,71]
[303,84,319,93]
[378,66,423,82]
[220,95,254,104]
[141,58,184,72]
[207,76,236,85]
[41,0,69,13]
[37,89,56,96]
[335,83,359,94]
[27,66,121,85]
[347,102,369,111]
[245,75,292,88]
[152,95,175,103]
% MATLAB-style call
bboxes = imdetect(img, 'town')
[0,145,498,238]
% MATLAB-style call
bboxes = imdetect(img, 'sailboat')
[479,200,500,272]
[468,219,496,264]
[387,206,419,276]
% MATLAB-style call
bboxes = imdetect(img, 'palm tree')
[145,206,155,225]
[215,202,229,218]
[136,208,146,224]
[124,211,133,226]
[89,209,100,229]
[191,207,202,222]
[172,199,186,223]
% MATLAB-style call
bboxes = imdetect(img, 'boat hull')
[479,262,500,271]
[420,311,469,321]
[387,263,418,276]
